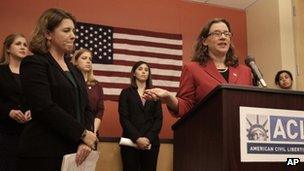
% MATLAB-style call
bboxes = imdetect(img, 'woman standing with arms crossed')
[0,33,31,171]
[71,48,105,135]
[18,8,97,171]
[119,61,163,171]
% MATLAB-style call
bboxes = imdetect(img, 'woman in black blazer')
[18,8,97,171]
[0,33,31,171]
[119,61,163,171]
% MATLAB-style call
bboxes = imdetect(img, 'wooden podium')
[172,85,304,171]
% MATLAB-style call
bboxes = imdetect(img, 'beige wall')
[293,0,304,90]
[96,142,173,171]
[246,0,297,89]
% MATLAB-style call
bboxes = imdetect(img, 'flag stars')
[85,30,88,33]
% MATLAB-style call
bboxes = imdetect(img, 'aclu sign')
[240,106,304,162]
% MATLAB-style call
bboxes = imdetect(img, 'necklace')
[218,67,228,73]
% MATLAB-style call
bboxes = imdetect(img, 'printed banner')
[240,106,304,162]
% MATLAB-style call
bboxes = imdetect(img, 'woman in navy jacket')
[18,8,97,171]
[119,61,163,171]
[0,33,31,171]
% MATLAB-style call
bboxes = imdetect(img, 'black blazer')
[119,86,163,146]
[0,65,27,134]
[19,52,94,157]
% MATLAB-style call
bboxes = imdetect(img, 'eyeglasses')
[207,31,232,38]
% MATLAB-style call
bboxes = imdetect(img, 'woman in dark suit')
[0,33,31,171]
[18,8,97,171]
[119,61,163,171]
[144,18,253,117]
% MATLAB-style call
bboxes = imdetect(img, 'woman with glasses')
[144,18,253,117]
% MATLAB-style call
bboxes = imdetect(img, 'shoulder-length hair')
[191,18,239,67]
[71,48,98,85]
[130,61,153,89]
[29,8,76,54]
[1,33,26,65]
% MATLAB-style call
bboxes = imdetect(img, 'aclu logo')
[286,158,300,166]
[270,116,304,142]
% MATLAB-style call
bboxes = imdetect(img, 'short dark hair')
[130,61,153,89]
[191,18,238,67]
[274,70,293,85]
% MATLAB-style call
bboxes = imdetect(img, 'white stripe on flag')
[114,54,182,66]
[103,88,123,95]
[92,64,181,77]
[95,76,180,88]
[113,33,182,45]
[103,87,177,96]
[114,43,182,56]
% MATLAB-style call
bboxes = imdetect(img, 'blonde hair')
[1,33,26,65]
[29,8,76,54]
[71,48,98,85]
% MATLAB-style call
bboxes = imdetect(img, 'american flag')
[75,22,182,101]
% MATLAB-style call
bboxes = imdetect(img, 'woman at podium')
[144,18,253,117]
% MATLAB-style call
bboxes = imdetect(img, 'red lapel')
[228,66,239,84]
[203,60,227,83]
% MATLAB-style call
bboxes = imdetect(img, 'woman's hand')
[24,110,32,122]
[143,88,170,101]
[144,88,179,112]
[136,137,151,150]
[75,143,92,166]
[82,130,98,150]
[9,110,26,123]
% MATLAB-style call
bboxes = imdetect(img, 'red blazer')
[172,60,253,117]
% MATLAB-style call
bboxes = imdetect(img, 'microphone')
[245,56,267,87]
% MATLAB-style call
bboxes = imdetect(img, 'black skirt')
[17,157,62,171]
[0,132,20,171]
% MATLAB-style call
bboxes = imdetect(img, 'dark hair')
[191,18,238,67]
[130,61,153,89]
[29,8,76,54]
[1,33,26,65]
[275,70,293,85]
